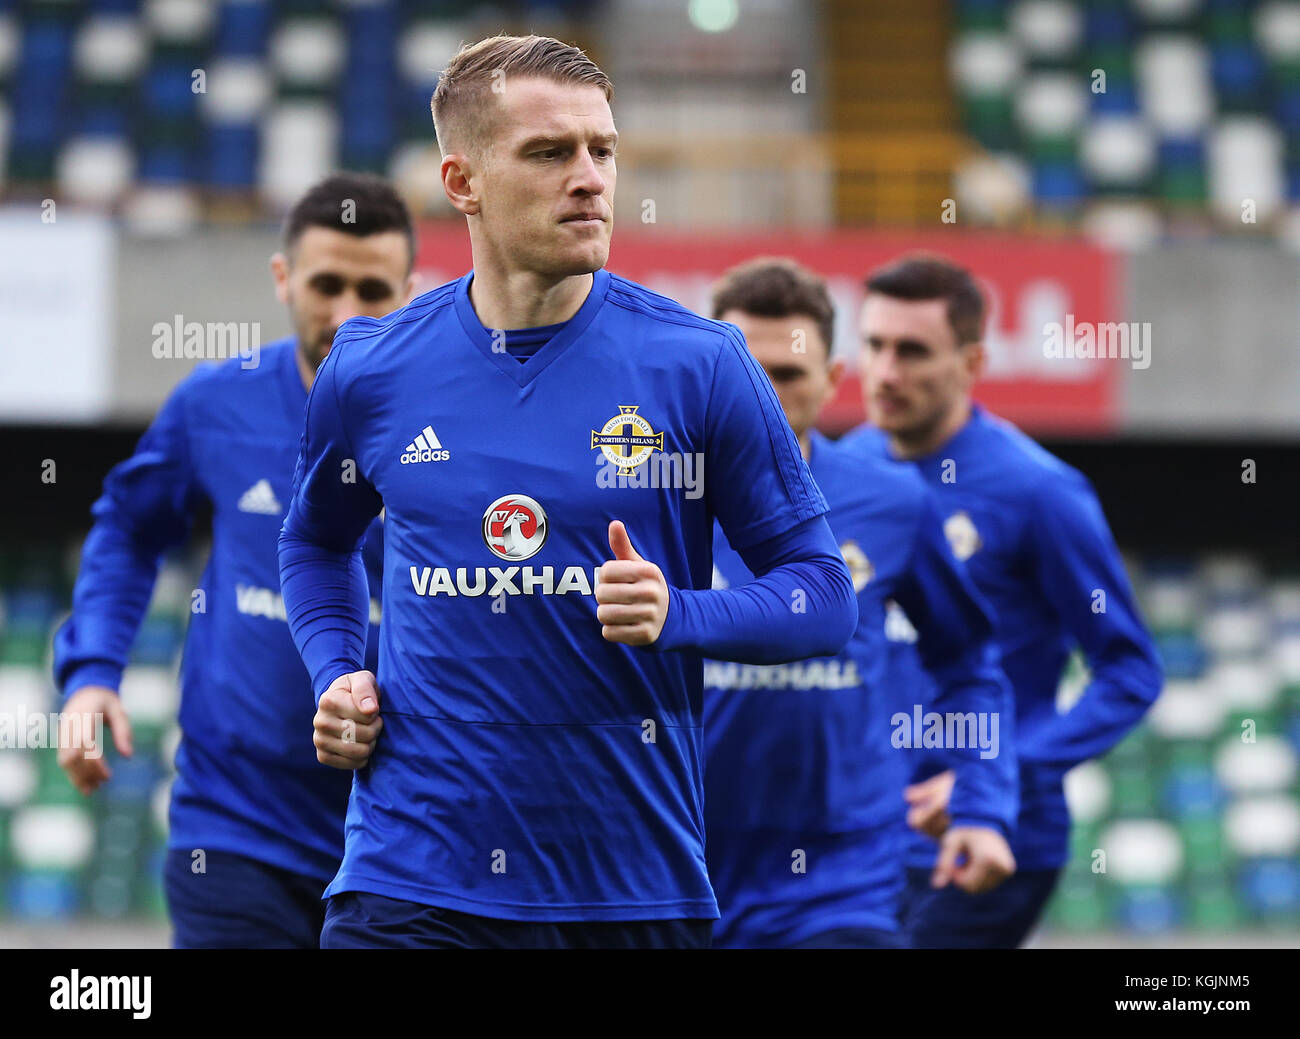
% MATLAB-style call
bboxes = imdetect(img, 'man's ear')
[826,357,847,393]
[963,340,986,384]
[270,252,290,306]
[441,152,479,217]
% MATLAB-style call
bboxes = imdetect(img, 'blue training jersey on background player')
[843,406,1163,870]
[703,430,1016,947]
[278,268,855,922]
[54,338,383,883]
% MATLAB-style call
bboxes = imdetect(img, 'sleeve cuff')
[948,815,1011,840]
[650,585,687,653]
[62,662,123,701]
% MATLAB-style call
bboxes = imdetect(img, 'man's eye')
[312,276,345,296]
[358,282,393,303]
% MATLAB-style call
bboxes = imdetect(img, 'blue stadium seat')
[1032,158,1084,206]
[138,144,193,183]
[1155,631,1210,680]
[11,19,74,152]
[144,62,200,119]
[207,123,259,188]
[1239,857,1300,918]
[214,0,272,58]
[74,104,130,138]
[1115,886,1184,932]
[8,873,80,920]
[1163,764,1226,820]
[1211,42,1267,106]
[1084,7,1135,48]
[1089,80,1139,115]
[101,756,162,804]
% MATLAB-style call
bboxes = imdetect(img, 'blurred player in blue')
[277,35,858,950]
[53,173,417,948]
[702,258,1017,948]
[845,254,1164,948]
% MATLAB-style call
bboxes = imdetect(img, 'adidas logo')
[400,424,450,465]
[237,479,281,515]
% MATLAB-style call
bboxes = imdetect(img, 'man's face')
[858,293,978,440]
[469,77,616,278]
[272,226,413,374]
[721,310,843,439]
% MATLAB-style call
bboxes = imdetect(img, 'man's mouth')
[561,213,604,224]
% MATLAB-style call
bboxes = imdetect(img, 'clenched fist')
[314,670,383,769]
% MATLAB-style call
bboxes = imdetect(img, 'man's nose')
[868,346,900,386]
[332,290,366,326]
[570,149,606,196]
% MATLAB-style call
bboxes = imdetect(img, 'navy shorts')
[164,847,329,949]
[899,866,1062,949]
[788,926,909,949]
[321,891,714,949]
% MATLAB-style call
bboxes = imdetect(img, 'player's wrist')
[947,814,1010,839]
[315,667,360,706]
[62,664,123,702]
[646,584,684,652]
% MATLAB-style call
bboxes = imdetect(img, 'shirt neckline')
[454,269,611,387]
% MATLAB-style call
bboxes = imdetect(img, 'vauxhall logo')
[409,493,600,598]
[482,494,548,561]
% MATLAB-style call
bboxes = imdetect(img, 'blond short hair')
[431,34,613,156]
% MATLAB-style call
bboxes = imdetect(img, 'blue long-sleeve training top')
[844,405,1163,870]
[53,338,383,883]
[703,429,1017,947]
[277,268,858,921]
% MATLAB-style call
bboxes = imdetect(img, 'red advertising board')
[415,224,1121,436]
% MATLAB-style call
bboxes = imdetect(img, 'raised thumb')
[608,520,641,561]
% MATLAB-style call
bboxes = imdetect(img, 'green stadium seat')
[1186,876,1245,928]
[1179,818,1232,889]
[1049,873,1112,930]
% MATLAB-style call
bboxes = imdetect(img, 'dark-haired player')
[845,253,1163,948]
[702,257,1017,948]
[54,173,417,948]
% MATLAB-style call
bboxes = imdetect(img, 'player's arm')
[891,492,1018,892]
[615,515,857,664]
[52,377,206,793]
[1018,472,1164,770]
[359,514,385,674]
[623,327,856,663]
[277,341,385,769]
